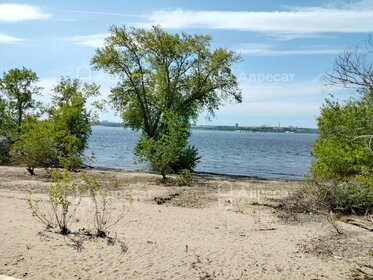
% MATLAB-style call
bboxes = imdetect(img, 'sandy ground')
[0,166,372,280]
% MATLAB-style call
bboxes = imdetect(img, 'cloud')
[70,34,108,48]
[63,9,143,18]
[0,4,51,22]
[133,5,373,35]
[0,33,23,43]
[235,44,342,56]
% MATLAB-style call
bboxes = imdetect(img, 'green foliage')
[311,90,373,214]
[170,145,200,173]
[28,170,129,237]
[10,117,57,175]
[49,77,99,170]
[91,26,240,177]
[176,169,193,186]
[81,174,128,237]
[135,112,200,179]
[312,91,373,180]
[0,67,42,138]
[92,26,241,138]
[8,76,99,173]
[28,169,81,234]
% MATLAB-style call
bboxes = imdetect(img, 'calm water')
[86,126,318,180]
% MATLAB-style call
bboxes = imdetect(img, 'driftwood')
[342,218,373,232]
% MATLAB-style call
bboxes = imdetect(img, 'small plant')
[28,169,82,235]
[81,174,129,237]
[176,169,193,186]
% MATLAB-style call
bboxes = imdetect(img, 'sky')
[0,0,372,128]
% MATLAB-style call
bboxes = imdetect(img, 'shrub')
[311,93,373,180]
[135,112,200,180]
[28,169,82,234]
[11,117,58,175]
[176,169,193,186]
[81,174,129,237]
[310,90,373,214]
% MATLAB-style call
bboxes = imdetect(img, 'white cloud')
[0,4,51,22]
[0,33,22,43]
[70,34,108,48]
[235,44,342,56]
[134,5,373,35]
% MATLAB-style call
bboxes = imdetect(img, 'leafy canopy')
[11,77,100,174]
[312,90,373,180]
[91,25,242,138]
[49,77,100,169]
[0,67,41,138]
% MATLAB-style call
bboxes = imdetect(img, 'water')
[86,126,318,180]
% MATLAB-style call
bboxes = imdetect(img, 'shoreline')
[82,164,304,182]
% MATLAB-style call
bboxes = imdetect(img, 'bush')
[11,117,58,175]
[311,93,373,180]
[176,169,193,186]
[310,90,373,214]
[171,145,200,172]
[28,170,130,237]
[135,112,200,180]
[28,169,82,234]
[81,174,128,237]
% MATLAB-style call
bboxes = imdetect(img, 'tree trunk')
[26,166,35,176]
[161,172,167,181]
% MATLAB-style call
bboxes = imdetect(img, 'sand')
[0,166,372,280]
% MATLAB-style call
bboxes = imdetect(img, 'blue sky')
[0,0,372,128]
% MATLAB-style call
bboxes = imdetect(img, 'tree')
[11,117,57,175]
[11,77,100,174]
[324,35,373,90]
[49,77,100,170]
[0,67,42,137]
[91,26,241,136]
[91,25,241,176]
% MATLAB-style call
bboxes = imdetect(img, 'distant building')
[235,123,239,129]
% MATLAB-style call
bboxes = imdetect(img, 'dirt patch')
[154,192,180,205]
[299,231,373,260]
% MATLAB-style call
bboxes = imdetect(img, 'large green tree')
[0,67,41,138]
[49,77,100,170]
[91,26,241,177]
[91,25,242,139]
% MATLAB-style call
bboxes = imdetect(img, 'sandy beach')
[0,166,372,280]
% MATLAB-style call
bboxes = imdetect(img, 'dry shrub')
[278,178,373,218]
